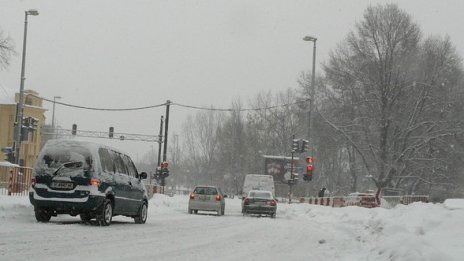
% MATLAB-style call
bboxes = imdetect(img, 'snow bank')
[1,195,463,261]
[444,198,464,210]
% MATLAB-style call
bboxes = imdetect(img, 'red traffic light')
[306,164,313,175]
[161,161,169,169]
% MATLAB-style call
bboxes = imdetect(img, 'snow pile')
[0,195,463,261]
[444,198,464,210]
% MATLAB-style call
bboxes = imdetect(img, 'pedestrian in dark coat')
[318,187,326,197]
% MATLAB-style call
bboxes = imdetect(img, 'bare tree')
[181,109,223,185]
[323,4,464,201]
[0,29,15,69]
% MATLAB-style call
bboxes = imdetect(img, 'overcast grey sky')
[1,0,463,161]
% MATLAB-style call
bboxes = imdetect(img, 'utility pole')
[162,100,171,162]
[157,116,164,168]
[160,100,171,191]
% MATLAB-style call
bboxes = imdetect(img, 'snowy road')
[1,194,463,261]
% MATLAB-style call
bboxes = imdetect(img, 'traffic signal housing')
[1,147,14,163]
[72,124,77,135]
[161,161,169,177]
[304,164,313,181]
[301,139,309,152]
[292,139,300,153]
[109,127,114,138]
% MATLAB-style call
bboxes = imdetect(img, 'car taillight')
[270,199,276,206]
[31,177,36,187]
[244,198,250,205]
[215,194,221,201]
[89,179,100,187]
[190,193,195,199]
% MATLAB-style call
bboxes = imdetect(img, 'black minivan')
[29,140,149,226]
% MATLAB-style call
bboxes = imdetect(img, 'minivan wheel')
[97,199,113,226]
[35,207,51,222]
[134,202,148,224]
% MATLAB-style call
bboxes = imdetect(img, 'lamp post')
[51,96,61,129]
[14,9,39,165]
[52,96,61,139]
[303,35,317,156]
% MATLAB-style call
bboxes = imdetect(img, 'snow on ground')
[1,195,463,261]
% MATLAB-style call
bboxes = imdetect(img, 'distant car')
[242,190,277,218]
[188,186,226,216]
[345,192,378,208]
[29,140,149,226]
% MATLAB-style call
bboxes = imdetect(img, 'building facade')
[0,90,46,167]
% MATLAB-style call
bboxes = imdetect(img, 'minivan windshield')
[34,142,94,177]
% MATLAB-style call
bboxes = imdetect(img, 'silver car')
[242,190,277,218]
[188,186,226,216]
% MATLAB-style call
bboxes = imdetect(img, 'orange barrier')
[1,165,33,196]
[297,195,429,208]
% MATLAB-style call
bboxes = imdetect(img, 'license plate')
[51,182,73,189]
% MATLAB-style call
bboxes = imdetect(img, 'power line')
[32,94,311,112]
[31,94,167,111]
[173,99,311,112]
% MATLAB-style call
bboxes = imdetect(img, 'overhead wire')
[32,94,167,111]
[32,94,311,112]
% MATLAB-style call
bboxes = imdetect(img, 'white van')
[242,174,275,198]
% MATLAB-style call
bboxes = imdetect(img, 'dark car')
[242,190,277,218]
[29,140,149,226]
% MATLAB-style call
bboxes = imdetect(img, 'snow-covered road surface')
[1,195,463,261]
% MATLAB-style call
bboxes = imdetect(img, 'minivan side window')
[123,155,137,177]
[111,151,128,175]
[98,148,114,173]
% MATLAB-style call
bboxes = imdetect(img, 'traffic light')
[72,124,77,135]
[161,161,169,177]
[304,164,313,181]
[31,118,38,130]
[22,117,31,128]
[1,147,14,163]
[109,127,114,138]
[301,139,309,152]
[292,139,300,153]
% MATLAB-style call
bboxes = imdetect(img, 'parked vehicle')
[344,192,378,208]
[242,190,277,218]
[29,140,149,226]
[188,185,226,216]
[242,174,275,198]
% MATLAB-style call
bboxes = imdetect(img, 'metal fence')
[0,164,33,196]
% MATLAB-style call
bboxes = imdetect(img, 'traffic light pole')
[288,134,296,204]
[289,150,295,204]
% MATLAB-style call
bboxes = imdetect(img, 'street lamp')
[51,96,61,129]
[303,35,317,156]
[14,9,39,165]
